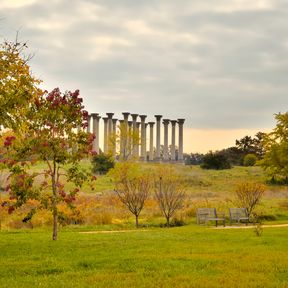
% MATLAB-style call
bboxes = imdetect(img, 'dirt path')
[79,229,149,234]
[214,223,288,229]
[79,224,288,234]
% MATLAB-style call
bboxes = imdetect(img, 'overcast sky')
[1,0,287,152]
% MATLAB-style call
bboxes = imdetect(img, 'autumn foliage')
[1,88,95,240]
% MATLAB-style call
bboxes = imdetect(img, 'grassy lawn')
[1,163,288,287]
[0,225,288,288]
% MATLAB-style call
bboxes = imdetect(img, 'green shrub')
[243,154,257,166]
[91,153,115,175]
[201,151,231,170]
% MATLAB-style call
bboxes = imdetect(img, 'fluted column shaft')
[144,123,148,161]
[170,120,177,161]
[106,113,114,154]
[163,119,170,161]
[131,114,138,158]
[155,115,162,161]
[87,114,91,133]
[112,118,118,156]
[91,113,100,153]
[128,121,133,158]
[178,119,185,161]
[136,122,140,157]
[140,115,147,161]
[103,117,109,154]
[121,112,130,159]
[148,122,155,161]
[119,120,124,159]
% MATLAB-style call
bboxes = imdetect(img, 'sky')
[1,0,287,153]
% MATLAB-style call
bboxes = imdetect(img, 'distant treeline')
[184,132,265,169]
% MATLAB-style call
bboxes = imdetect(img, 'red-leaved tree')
[2,88,95,240]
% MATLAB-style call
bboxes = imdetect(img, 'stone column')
[139,115,147,161]
[119,119,124,159]
[148,122,155,161]
[163,119,170,161]
[128,121,133,158]
[112,118,118,134]
[122,112,130,124]
[131,114,138,158]
[87,114,91,133]
[91,113,101,153]
[112,118,118,156]
[145,123,148,161]
[178,119,185,162]
[136,122,141,157]
[106,113,114,154]
[102,117,108,154]
[122,112,130,159]
[170,120,177,161]
[155,115,162,161]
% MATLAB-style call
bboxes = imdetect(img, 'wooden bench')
[196,208,226,227]
[229,208,249,225]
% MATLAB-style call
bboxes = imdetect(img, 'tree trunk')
[52,204,58,240]
[51,164,58,241]
[166,216,170,227]
[135,214,139,228]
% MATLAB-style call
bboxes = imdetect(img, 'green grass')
[0,225,288,287]
[1,163,288,287]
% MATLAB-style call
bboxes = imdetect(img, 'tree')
[235,135,254,154]
[154,166,186,227]
[110,162,151,227]
[201,151,231,170]
[0,39,42,130]
[2,88,95,240]
[260,112,288,183]
[243,154,257,166]
[235,132,265,159]
[218,147,244,166]
[234,182,265,218]
[91,152,115,175]
[184,153,204,165]
[0,37,41,231]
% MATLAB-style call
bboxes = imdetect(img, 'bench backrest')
[229,208,248,220]
[197,208,217,220]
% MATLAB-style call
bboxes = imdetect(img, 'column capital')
[119,119,124,124]
[102,117,108,122]
[112,118,118,124]
[106,113,114,118]
[122,112,130,119]
[128,120,133,127]
[131,114,138,121]
[91,113,99,118]
[148,121,155,126]
[170,120,177,126]
[139,115,147,120]
[155,115,162,120]
[163,119,170,125]
[178,118,185,125]
[136,121,141,128]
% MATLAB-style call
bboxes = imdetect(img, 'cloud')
[1,0,287,135]
[0,0,38,9]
